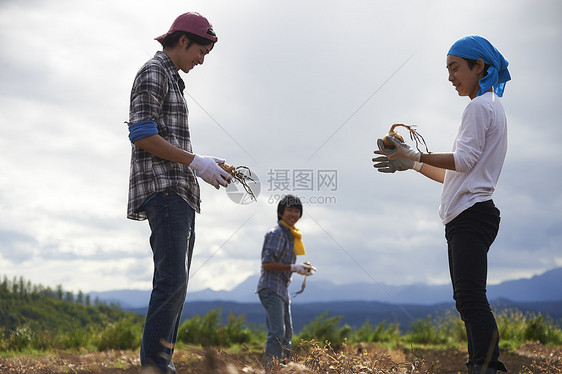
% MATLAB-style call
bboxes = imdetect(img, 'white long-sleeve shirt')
[439,92,508,225]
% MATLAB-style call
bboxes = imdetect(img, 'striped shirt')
[257,221,296,304]
[127,51,200,220]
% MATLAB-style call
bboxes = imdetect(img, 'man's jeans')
[446,200,507,373]
[140,192,195,372]
[258,288,293,366]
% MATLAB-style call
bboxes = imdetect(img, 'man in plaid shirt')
[257,195,315,366]
[126,12,231,374]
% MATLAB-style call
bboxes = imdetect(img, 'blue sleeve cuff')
[128,120,158,143]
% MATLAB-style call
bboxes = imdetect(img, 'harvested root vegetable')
[382,125,405,149]
[382,123,430,153]
[219,162,258,202]
[219,162,236,175]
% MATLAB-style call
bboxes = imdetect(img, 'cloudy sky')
[1,0,561,299]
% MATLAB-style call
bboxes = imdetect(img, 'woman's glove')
[372,151,414,173]
[377,137,421,161]
[189,154,231,189]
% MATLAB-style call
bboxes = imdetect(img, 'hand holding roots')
[382,124,430,153]
[293,262,316,298]
[219,162,257,202]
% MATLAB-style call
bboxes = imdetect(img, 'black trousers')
[445,200,507,372]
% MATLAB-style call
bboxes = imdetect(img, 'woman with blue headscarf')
[374,35,511,374]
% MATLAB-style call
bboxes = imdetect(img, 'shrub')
[405,315,451,345]
[178,309,220,346]
[350,320,401,344]
[496,309,527,347]
[177,308,253,347]
[0,326,34,352]
[95,317,142,351]
[52,328,91,350]
[497,309,562,348]
[221,311,252,346]
[297,312,351,349]
[447,313,467,343]
[524,314,562,345]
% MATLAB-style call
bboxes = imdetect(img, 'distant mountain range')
[90,267,562,309]
[89,268,562,332]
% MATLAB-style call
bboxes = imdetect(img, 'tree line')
[0,275,118,308]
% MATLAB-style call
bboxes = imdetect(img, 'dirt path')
[0,342,560,373]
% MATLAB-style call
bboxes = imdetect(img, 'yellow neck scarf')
[280,220,306,255]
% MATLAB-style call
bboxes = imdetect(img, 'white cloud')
[0,0,561,295]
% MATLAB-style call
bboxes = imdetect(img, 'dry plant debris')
[1,342,561,373]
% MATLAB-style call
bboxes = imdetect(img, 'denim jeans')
[258,288,293,365]
[446,200,507,373]
[140,191,195,373]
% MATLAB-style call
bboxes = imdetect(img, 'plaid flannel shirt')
[257,221,296,304]
[127,51,200,220]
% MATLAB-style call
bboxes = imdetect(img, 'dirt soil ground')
[0,342,560,373]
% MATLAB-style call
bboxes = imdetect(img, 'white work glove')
[291,263,316,276]
[372,150,414,173]
[377,137,421,162]
[189,154,231,189]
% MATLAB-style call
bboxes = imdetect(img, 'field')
[2,278,562,373]
[1,341,561,373]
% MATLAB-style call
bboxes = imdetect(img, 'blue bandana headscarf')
[448,35,511,97]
